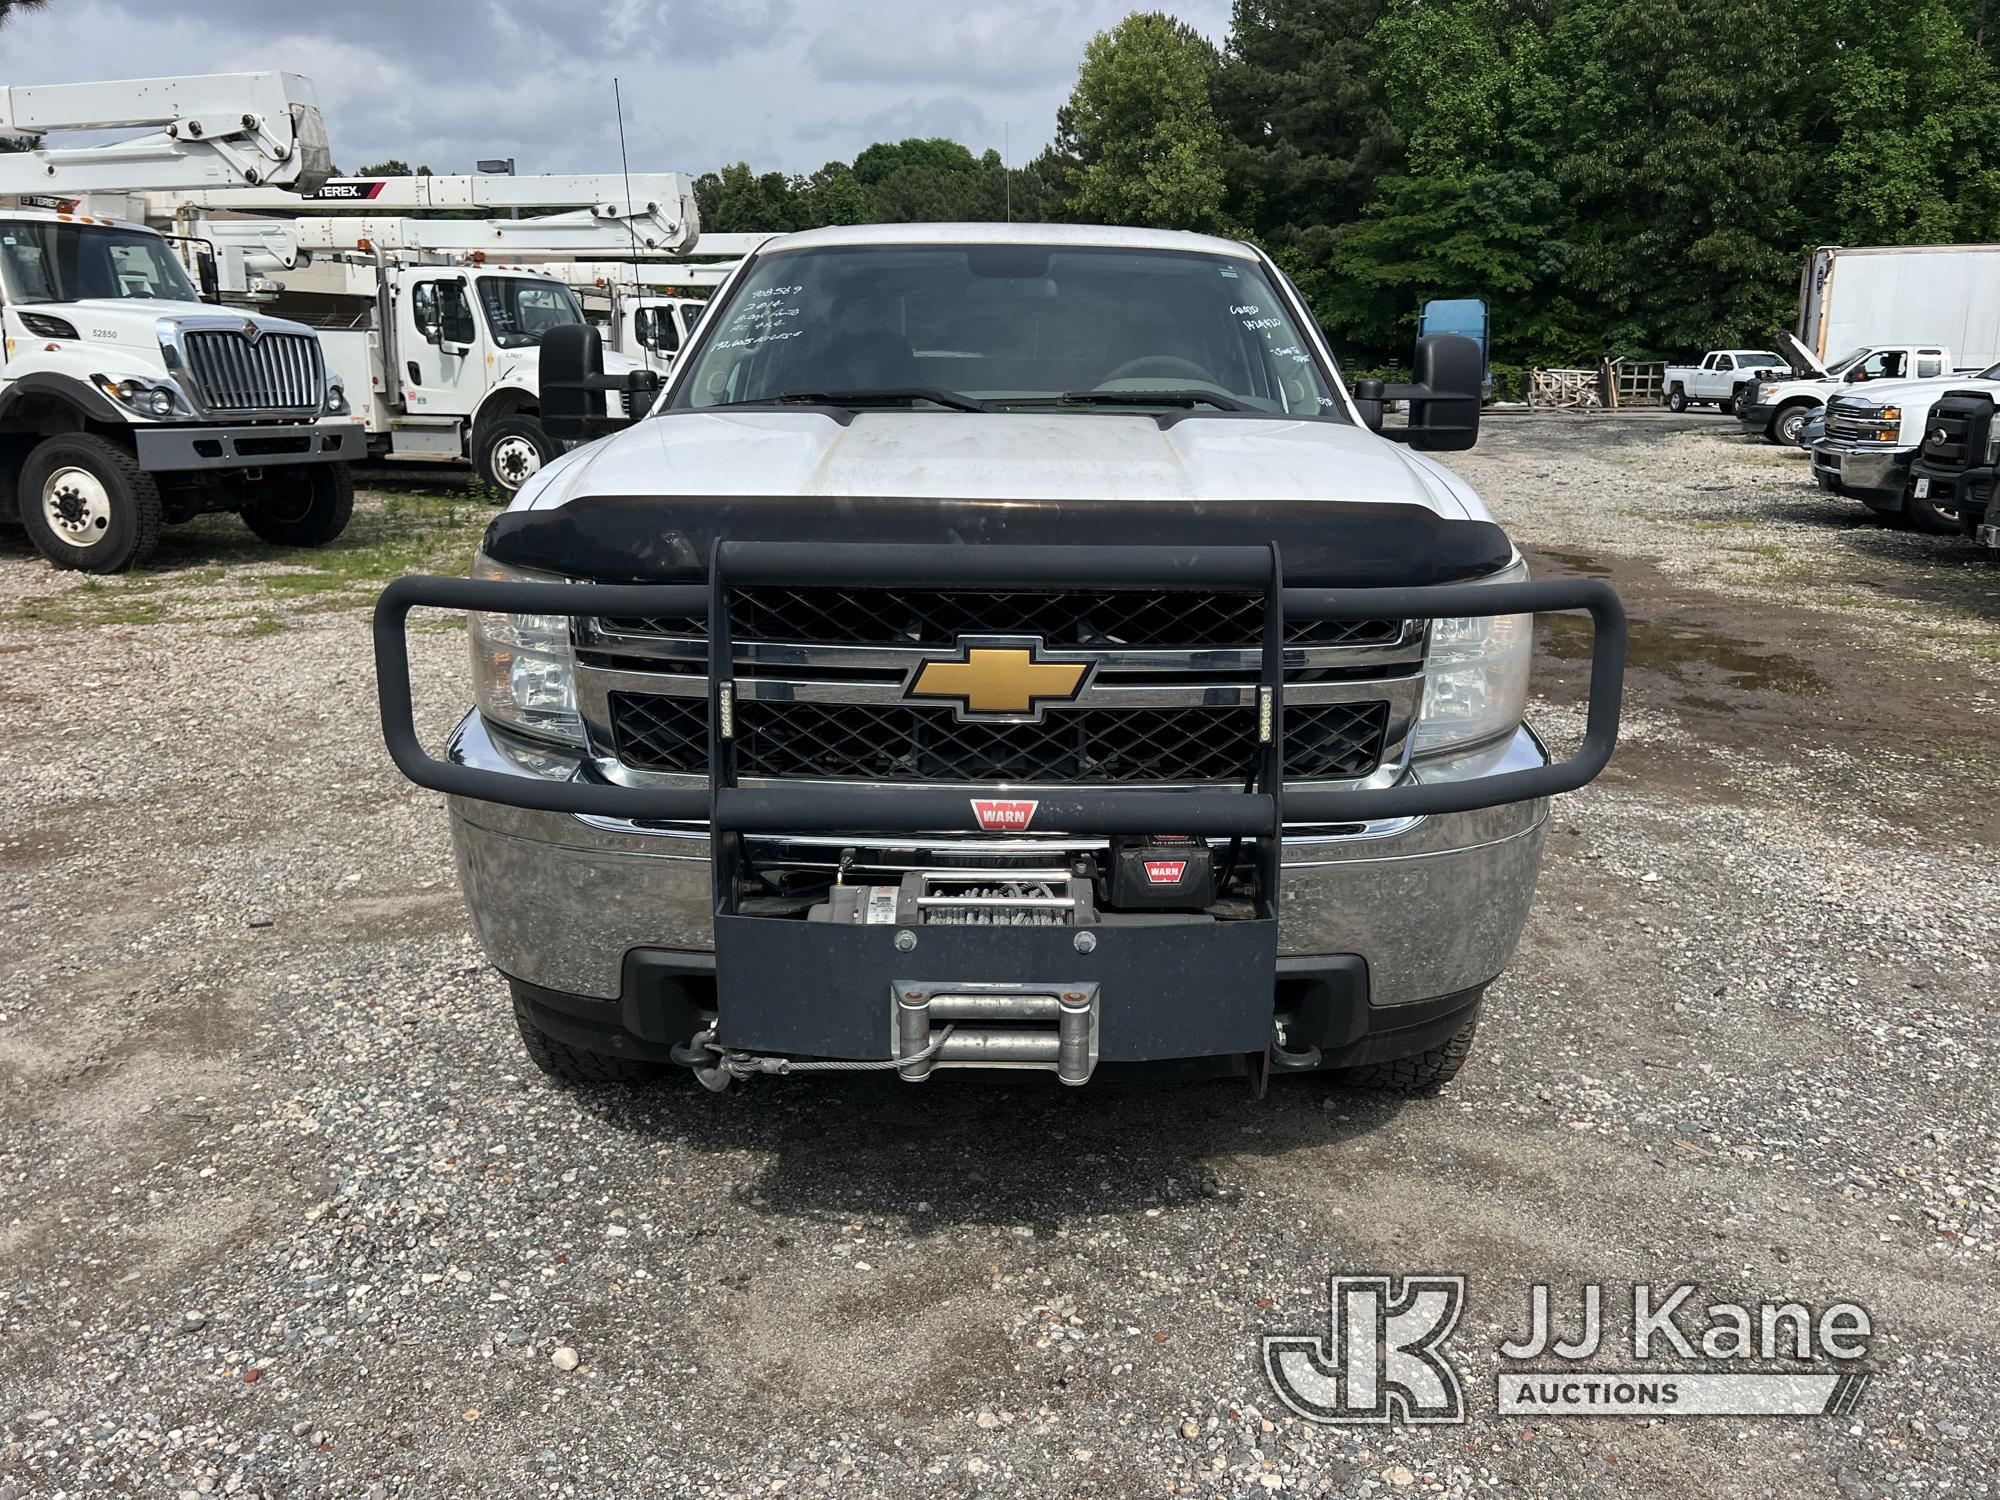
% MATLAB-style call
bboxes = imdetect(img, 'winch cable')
[766,1024,957,1073]
[678,1025,959,1077]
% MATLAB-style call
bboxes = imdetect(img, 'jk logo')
[1263,1274,1467,1425]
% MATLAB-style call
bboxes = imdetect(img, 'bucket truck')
[537,251,761,373]
[150,176,711,494]
[0,73,363,572]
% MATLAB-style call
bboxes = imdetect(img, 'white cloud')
[0,0,1231,176]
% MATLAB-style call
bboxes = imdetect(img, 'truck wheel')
[512,994,663,1085]
[1719,396,1738,416]
[1772,404,1813,446]
[474,415,555,498]
[242,464,355,548]
[1339,1009,1480,1094]
[1904,486,1960,536]
[1666,385,1688,413]
[18,433,163,574]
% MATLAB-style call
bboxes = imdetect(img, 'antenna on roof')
[613,77,642,310]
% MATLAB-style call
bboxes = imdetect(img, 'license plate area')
[1913,476,1932,498]
[712,910,1277,1063]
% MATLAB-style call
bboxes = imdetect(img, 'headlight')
[1414,556,1533,756]
[468,552,585,748]
[323,382,350,417]
[1984,426,2000,466]
[91,373,185,419]
[1757,383,1779,401]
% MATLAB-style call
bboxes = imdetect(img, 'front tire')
[512,994,663,1085]
[474,415,556,499]
[1339,1008,1481,1094]
[1666,386,1689,413]
[242,464,355,547]
[1772,404,1813,446]
[1904,485,1961,536]
[19,433,163,573]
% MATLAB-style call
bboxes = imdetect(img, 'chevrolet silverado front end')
[374,224,1626,1095]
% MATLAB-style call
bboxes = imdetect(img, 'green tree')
[0,0,49,28]
[1057,12,1231,230]
[1215,0,1402,250]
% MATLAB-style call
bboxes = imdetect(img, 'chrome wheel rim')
[492,435,543,490]
[41,467,113,548]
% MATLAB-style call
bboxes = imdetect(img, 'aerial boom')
[0,72,331,194]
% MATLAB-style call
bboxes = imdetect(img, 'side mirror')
[1352,376,1386,433]
[1377,334,1482,451]
[541,322,653,444]
[626,367,662,415]
[195,249,222,305]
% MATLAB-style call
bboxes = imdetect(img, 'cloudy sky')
[4,0,1232,179]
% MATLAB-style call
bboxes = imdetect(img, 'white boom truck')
[150,175,706,493]
[539,247,767,373]
[0,73,362,572]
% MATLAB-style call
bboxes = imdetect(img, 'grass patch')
[8,489,490,630]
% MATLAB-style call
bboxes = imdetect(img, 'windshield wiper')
[724,387,991,414]
[1002,389,1254,413]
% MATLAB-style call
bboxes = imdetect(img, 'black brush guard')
[375,541,1625,1067]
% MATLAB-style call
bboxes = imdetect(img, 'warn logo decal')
[1144,859,1189,886]
[970,798,1038,833]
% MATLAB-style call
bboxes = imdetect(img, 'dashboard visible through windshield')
[0,220,201,305]
[671,242,1343,419]
[477,276,585,350]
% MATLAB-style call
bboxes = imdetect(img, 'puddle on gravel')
[1541,615,1826,695]
[1537,549,1615,578]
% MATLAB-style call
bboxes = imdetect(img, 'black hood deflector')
[482,495,1514,587]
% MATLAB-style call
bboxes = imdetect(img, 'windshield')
[0,219,201,305]
[671,242,1341,417]
[1824,347,1872,377]
[475,276,584,349]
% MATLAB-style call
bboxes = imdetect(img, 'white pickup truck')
[1737,342,1956,445]
[1662,350,1789,413]
[1810,363,2000,533]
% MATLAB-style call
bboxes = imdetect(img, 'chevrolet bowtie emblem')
[906,638,1093,721]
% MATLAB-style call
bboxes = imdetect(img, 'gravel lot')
[2,414,1995,1499]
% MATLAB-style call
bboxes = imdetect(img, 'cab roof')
[753,221,1265,261]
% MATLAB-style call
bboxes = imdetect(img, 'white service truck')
[151,176,709,494]
[1661,349,1788,413]
[1807,363,2000,533]
[1,73,362,572]
[1737,343,1960,446]
[1739,242,2000,444]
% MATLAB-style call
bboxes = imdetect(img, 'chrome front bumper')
[1810,441,1914,503]
[443,712,1552,1010]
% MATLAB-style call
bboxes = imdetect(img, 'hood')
[1779,331,1827,378]
[8,299,310,366]
[520,409,1476,519]
[1827,375,1995,411]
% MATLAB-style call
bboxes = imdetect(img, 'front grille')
[598,588,1401,651]
[180,330,324,414]
[609,693,1390,785]
[1919,394,1992,468]
[1825,400,1894,444]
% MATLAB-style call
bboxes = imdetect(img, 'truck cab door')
[398,274,483,416]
